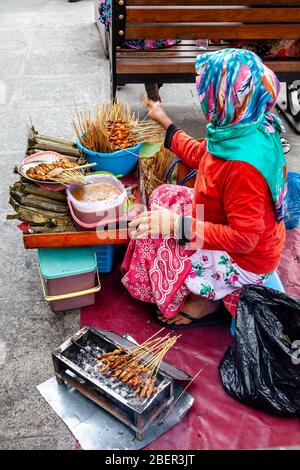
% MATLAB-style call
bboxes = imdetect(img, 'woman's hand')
[144,98,173,130]
[129,204,180,239]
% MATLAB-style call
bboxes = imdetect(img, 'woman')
[98,0,180,100]
[122,48,287,328]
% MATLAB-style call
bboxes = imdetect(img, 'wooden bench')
[109,0,300,131]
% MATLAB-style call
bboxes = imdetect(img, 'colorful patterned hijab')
[195,48,287,221]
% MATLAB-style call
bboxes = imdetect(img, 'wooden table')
[23,228,131,249]
[23,174,145,249]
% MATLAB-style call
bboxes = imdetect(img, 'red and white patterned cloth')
[122,185,268,318]
[121,186,195,318]
[222,289,241,318]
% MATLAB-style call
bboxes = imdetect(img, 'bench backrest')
[112,0,300,45]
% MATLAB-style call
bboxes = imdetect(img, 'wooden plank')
[127,1,300,6]
[126,7,300,23]
[118,45,199,52]
[126,24,300,40]
[117,40,225,53]
[117,51,200,58]
[117,57,300,74]
[23,228,130,249]
[117,45,227,58]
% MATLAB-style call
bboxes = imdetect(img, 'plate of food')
[22,151,69,165]
[18,160,94,194]
[20,151,74,191]
[19,160,80,184]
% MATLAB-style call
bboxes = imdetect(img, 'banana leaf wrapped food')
[27,126,83,162]
[13,181,67,202]
[9,196,72,226]
[11,191,69,214]
[7,181,74,230]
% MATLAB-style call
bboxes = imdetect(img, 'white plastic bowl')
[66,174,127,227]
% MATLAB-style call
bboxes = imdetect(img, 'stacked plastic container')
[93,245,116,273]
[66,174,126,273]
[37,246,101,312]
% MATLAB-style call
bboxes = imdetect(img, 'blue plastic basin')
[76,140,143,176]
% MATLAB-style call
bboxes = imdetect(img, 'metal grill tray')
[52,327,190,439]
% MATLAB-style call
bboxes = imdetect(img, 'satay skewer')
[97,330,180,400]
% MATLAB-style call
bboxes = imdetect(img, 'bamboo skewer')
[46,170,88,185]
[72,101,164,155]
[139,146,176,200]
[158,365,207,425]
[45,162,96,185]
[97,332,179,400]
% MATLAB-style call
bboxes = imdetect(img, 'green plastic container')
[37,247,100,312]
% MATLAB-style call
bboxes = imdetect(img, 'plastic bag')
[285,172,300,230]
[219,284,300,416]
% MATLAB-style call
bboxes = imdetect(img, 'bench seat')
[116,41,300,83]
[109,1,300,132]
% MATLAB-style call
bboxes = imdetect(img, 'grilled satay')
[132,386,141,398]
[146,378,156,399]
[140,379,151,399]
[130,377,140,387]
[112,355,132,368]
[127,378,135,387]
[99,355,131,376]
[107,369,121,378]
[121,371,135,383]
[119,369,131,380]
[97,348,125,360]
[98,356,122,371]
[98,348,159,400]
[121,362,144,383]
[98,363,111,373]
[97,355,122,366]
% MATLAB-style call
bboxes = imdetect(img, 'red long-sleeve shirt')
[167,128,285,274]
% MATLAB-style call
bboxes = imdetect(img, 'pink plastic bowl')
[66,174,127,228]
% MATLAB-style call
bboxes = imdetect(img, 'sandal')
[154,305,231,330]
[281,137,291,155]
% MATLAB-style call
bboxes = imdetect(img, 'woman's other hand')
[129,204,180,239]
[143,98,173,130]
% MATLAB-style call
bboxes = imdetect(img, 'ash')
[72,341,148,405]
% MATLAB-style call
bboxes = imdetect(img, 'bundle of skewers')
[97,332,179,400]
[72,100,164,154]
[139,146,176,200]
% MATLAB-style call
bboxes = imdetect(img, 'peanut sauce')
[71,182,122,203]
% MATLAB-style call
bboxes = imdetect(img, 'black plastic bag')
[219,285,300,416]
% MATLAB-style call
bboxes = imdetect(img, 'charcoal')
[70,339,163,405]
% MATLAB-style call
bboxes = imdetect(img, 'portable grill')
[52,327,191,440]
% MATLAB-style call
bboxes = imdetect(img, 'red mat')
[81,270,300,450]
[277,228,300,298]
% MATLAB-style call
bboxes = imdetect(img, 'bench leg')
[110,74,117,102]
[277,82,300,134]
[104,31,109,60]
